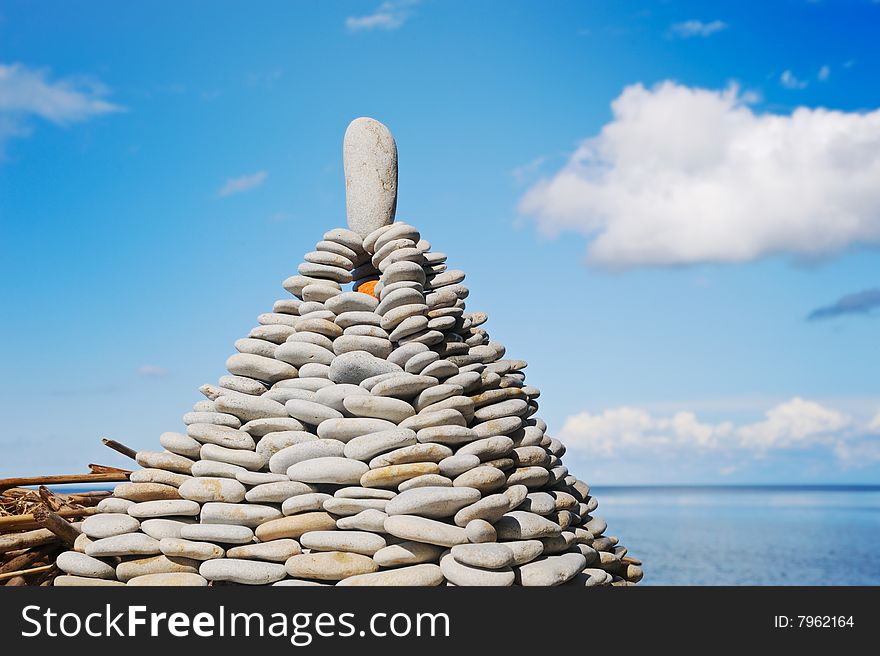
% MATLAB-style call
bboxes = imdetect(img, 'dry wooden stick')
[0,507,96,532]
[0,529,57,555]
[88,464,132,475]
[38,486,66,512]
[0,472,130,491]
[101,438,138,460]
[0,546,53,575]
[0,563,55,582]
[32,507,82,547]
[4,575,28,586]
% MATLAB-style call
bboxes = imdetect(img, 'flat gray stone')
[300,530,387,556]
[451,543,515,570]
[337,563,444,586]
[335,509,388,533]
[199,502,282,529]
[383,515,468,547]
[515,553,587,586]
[81,514,140,539]
[287,457,369,485]
[385,486,480,519]
[127,500,200,518]
[245,480,317,503]
[225,353,298,384]
[342,394,415,423]
[56,551,117,578]
[85,533,161,558]
[200,443,266,471]
[285,398,344,425]
[200,559,288,585]
[159,538,225,561]
[453,493,510,527]
[316,417,397,442]
[282,492,333,516]
[139,518,196,540]
[226,540,302,562]
[186,423,255,450]
[373,541,443,567]
[275,341,335,367]
[178,477,246,503]
[179,523,254,544]
[439,552,514,586]
[269,439,346,473]
[495,511,562,540]
[438,454,480,477]
[343,428,418,461]
[344,117,397,237]
[368,443,453,468]
[329,350,400,385]
[214,393,287,422]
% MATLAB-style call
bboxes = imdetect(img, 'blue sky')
[1,0,878,484]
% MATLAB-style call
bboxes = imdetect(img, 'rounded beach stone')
[235,337,279,358]
[135,451,194,475]
[322,498,387,516]
[300,530,387,556]
[81,513,140,539]
[285,398,344,425]
[371,373,437,399]
[472,416,522,438]
[200,502,282,528]
[186,423,255,450]
[439,454,480,477]
[329,351,401,385]
[325,291,378,314]
[178,477,246,503]
[246,480,317,503]
[368,443,452,468]
[502,540,545,566]
[503,484,529,510]
[413,384,462,411]
[515,553,587,586]
[275,341,335,367]
[495,511,562,540]
[282,492,333,515]
[453,467,506,493]
[269,439,344,473]
[439,552,514,586]
[416,425,475,446]
[313,383,371,414]
[451,543,514,570]
[219,374,268,395]
[113,482,180,502]
[73,533,92,553]
[127,499,201,518]
[344,117,397,238]
[226,539,302,562]
[160,431,203,458]
[343,428,418,461]
[337,563,444,587]
[97,497,136,513]
[342,395,415,423]
[127,572,207,587]
[287,456,369,484]
[360,462,441,488]
[336,508,388,532]
[56,551,116,579]
[316,417,397,442]
[214,394,287,423]
[400,409,467,431]
[384,515,468,547]
[453,493,510,527]
[333,335,392,359]
[159,537,225,560]
[179,524,254,544]
[457,435,514,461]
[373,541,444,567]
[139,518,195,540]
[236,470,290,485]
[385,486,480,519]
[255,512,337,541]
[465,519,496,543]
[398,474,453,491]
[54,575,125,587]
[190,460,247,479]
[200,443,266,471]
[200,559,288,585]
[286,551,379,581]
[225,353,298,384]
[86,533,161,558]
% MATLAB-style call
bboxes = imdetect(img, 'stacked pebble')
[55,223,642,587]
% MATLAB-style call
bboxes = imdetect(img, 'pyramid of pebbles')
[54,118,642,587]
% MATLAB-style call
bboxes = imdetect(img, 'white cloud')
[218,170,267,197]
[0,62,122,153]
[137,365,169,378]
[346,1,418,32]
[559,398,880,466]
[519,81,880,268]
[818,65,831,81]
[669,19,728,38]
[780,70,808,89]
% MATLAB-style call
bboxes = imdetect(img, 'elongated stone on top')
[344,117,397,237]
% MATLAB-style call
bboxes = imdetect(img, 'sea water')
[593,485,880,585]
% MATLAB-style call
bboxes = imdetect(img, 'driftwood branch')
[0,507,96,532]
[101,438,138,460]
[88,464,132,475]
[32,507,83,547]
[0,563,55,582]
[0,529,58,555]
[0,472,130,491]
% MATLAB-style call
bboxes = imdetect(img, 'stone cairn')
[54,118,643,587]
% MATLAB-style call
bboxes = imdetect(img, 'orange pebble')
[357,280,379,298]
